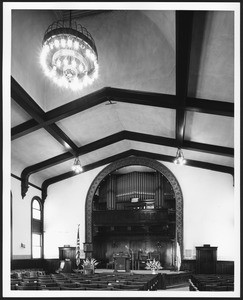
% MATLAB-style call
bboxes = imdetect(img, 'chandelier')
[40,15,98,91]
[174,148,186,165]
[72,157,83,173]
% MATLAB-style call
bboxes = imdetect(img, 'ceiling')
[10,9,235,200]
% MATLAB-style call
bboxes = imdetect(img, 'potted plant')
[145,258,163,274]
[81,258,99,275]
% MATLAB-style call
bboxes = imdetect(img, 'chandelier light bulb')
[89,52,96,62]
[63,57,68,66]
[74,40,79,50]
[40,19,98,90]
[71,59,77,68]
[56,59,61,68]
[86,49,91,57]
[54,39,60,48]
[67,39,73,48]
[61,38,66,47]
[78,64,84,72]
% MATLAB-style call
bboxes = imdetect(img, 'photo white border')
[2,1,241,298]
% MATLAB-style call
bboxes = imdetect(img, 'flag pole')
[76,224,81,269]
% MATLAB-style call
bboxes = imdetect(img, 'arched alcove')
[85,156,184,259]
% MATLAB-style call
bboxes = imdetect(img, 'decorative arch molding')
[85,156,184,256]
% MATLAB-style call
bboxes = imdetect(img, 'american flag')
[76,225,80,267]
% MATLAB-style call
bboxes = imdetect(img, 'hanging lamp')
[174,148,186,165]
[72,157,83,173]
[40,11,98,91]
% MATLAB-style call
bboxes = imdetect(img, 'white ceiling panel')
[57,103,176,147]
[11,99,32,127]
[130,141,233,167]
[182,149,234,168]
[56,103,124,147]
[113,103,176,138]
[80,140,131,165]
[188,11,234,102]
[31,140,132,183]
[184,112,234,148]
[130,141,177,157]
[11,128,66,167]
[31,159,74,184]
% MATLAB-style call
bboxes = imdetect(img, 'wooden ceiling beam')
[175,11,194,148]
[183,140,234,157]
[11,77,79,156]
[12,119,39,140]
[186,97,234,117]
[108,88,177,109]
[11,84,233,141]
[11,78,234,141]
[20,131,128,198]
[20,130,233,198]
[41,150,135,200]
[11,86,177,140]
[21,130,234,190]
[41,149,233,201]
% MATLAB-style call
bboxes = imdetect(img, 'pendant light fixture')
[72,157,83,173]
[174,148,186,165]
[40,11,98,91]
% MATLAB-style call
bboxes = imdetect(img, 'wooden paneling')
[11,259,45,270]
[59,247,76,270]
[181,259,234,275]
[93,234,175,268]
[216,261,234,275]
[196,246,217,274]
[44,259,60,274]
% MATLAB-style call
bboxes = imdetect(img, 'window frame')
[31,196,44,259]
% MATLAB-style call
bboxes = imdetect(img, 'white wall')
[43,166,106,259]
[11,177,42,259]
[43,161,235,261]
[11,161,235,261]
[162,162,234,260]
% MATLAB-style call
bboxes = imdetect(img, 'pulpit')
[113,253,130,272]
[196,244,217,274]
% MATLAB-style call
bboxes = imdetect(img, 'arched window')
[31,197,43,259]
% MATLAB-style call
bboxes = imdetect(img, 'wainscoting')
[181,259,234,275]
[11,258,45,270]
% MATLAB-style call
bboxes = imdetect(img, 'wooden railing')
[93,209,169,226]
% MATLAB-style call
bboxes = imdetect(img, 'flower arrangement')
[145,259,163,273]
[81,258,99,275]
[81,258,99,269]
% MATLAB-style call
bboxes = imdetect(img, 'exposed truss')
[11,11,234,199]
[41,149,233,201]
